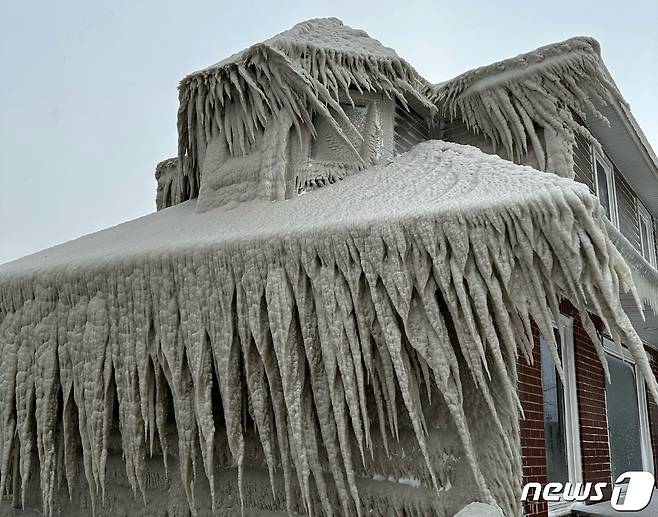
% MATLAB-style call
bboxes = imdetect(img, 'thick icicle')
[432,37,622,178]
[1,141,657,517]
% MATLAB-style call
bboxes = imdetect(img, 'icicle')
[433,36,622,178]
[1,141,658,517]
[174,18,434,204]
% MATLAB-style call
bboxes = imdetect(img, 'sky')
[1,0,657,265]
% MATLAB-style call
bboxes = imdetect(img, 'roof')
[0,140,585,283]
[173,21,643,211]
[3,141,658,517]
[175,18,434,205]
[431,36,658,204]
[431,36,621,178]
[200,17,403,73]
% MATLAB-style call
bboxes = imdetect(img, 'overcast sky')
[1,0,656,265]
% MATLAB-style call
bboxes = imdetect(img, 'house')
[0,18,656,517]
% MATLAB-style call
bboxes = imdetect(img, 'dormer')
[157,18,435,212]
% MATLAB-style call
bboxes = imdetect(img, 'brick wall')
[517,300,658,517]
[565,306,613,492]
[518,323,549,517]
[518,304,612,516]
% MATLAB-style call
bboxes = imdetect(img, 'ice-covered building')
[1,18,658,517]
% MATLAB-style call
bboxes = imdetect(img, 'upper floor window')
[592,147,619,227]
[637,202,656,267]
[312,103,370,163]
[310,92,392,166]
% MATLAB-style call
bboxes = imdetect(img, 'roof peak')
[193,17,405,78]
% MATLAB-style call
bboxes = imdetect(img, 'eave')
[584,67,658,217]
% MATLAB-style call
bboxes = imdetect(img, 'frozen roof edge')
[183,18,415,80]
[0,140,586,282]
[600,63,658,184]
[175,19,435,205]
[434,36,604,92]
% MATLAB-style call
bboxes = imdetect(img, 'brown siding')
[573,133,594,191]
[615,168,641,250]
[393,102,430,155]
[559,302,613,492]
[440,117,494,153]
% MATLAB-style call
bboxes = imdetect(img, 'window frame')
[602,338,655,479]
[591,147,619,228]
[637,201,657,267]
[543,315,582,516]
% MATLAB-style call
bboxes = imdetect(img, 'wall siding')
[440,117,545,170]
[615,168,641,250]
[440,117,495,154]
[573,133,594,192]
[653,218,658,264]
[393,102,431,155]
[573,135,643,252]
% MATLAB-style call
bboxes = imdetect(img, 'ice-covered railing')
[431,37,623,178]
[2,141,657,516]
[172,18,434,207]
[606,219,658,316]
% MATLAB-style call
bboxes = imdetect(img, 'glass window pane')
[596,160,611,219]
[541,330,569,483]
[606,352,643,479]
[640,217,650,260]
[311,104,368,162]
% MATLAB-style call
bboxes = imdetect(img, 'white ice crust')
[1,141,656,516]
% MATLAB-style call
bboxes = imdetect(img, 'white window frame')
[637,201,657,267]
[602,338,655,478]
[545,315,582,516]
[591,147,619,228]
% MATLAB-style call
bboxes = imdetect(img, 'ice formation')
[455,502,504,517]
[432,37,621,178]
[167,22,623,213]
[3,17,658,517]
[2,141,658,516]
[606,220,658,315]
[171,18,434,209]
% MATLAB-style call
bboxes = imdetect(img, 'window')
[311,103,370,163]
[638,202,656,267]
[592,148,618,227]
[540,316,581,515]
[603,339,654,481]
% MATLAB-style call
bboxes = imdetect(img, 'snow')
[606,219,658,316]
[2,140,657,516]
[173,18,435,208]
[167,19,625,213]
[432,36,621,179]
[455,502,504,516]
